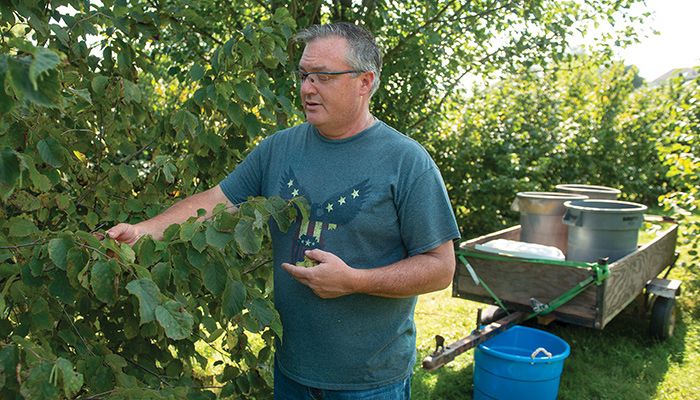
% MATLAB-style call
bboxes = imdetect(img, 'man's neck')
[316,111,376,140]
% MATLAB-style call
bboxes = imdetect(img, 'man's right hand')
[106,223,143,245]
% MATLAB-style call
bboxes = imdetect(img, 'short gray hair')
[294,22,382,97]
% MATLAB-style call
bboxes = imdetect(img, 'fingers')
[281,263,314,288]
[304,248,332,263]
[106,223,140,244]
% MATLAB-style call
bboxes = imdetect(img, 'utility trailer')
[423,216,680,371]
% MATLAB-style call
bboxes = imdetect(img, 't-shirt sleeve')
[218,140,268,205]
[397,164,461,256]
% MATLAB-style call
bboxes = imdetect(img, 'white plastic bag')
[475,239,565,261]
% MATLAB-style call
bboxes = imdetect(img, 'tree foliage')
[430,55,675,237]
[0,0,660,398]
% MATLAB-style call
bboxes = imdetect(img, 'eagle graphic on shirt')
[279,168,371,262]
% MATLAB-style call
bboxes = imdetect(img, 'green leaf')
[91,75,109,96]
[91,260,119,304]
[170,109,198,136]
[9,58,61,107]
[186,246,207,270]
[221,278,246,319]
[118,164,138,183]
[66,248,89,288]
[104,354,127,370]
[265,196,291,232]
[179,220,200,242]
[234,81,256,104]
[202,261,226,296]
[248,298,276,326]
[291,196,310,221]
[191,230,207,252]
[151,262,171,290]
[54,358,84,398]
[206,223,231,250]
[49,269,77,304]
[37,137,66,168]
[214,211,237,232]
[48,237,73,270]
[30,297,53,331]
[0,345,18,389]
[243,113,261,139]
[122,78,141,103]
[135,236,158,267]
[0,148,20,186]
[30,47,60,90]
[24,154,52,191]
[50,24,70,46]
[0,56,14,114]
[155,300,193,340]
[190,64,205,81]
[75,230,101,249]
[126,278,162,324]
[234,217,263,254]
[20,362,60,400]
[8,216,38,237]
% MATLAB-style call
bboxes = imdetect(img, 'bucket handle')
[531,347,553,359]
[510,198,519,212]
[562,210,582,227]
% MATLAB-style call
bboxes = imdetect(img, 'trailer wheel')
[650,296,676,341]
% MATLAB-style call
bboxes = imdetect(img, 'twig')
[384,0,457,60]
[123,358,175,387]
[61,305,97,357]
[0,239,46,250]
[243,258,272,275]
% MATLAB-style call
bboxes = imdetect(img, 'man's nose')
[300,77,317,96]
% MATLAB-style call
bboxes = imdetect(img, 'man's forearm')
[353,242,456,298]
[135,186,234,240]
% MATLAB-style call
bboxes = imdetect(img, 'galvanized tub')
[555,184,621,200]
[563,199,648,262]
[511,192,589,253]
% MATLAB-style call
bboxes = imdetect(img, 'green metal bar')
[526,276,595,320]
[455,248,596,269]
[457,254,510,314]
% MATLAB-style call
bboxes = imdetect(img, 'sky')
[611,0,700,81]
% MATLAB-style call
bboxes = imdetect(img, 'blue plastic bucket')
[473,326,570,400]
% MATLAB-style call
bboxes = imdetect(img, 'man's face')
[298,36,372,138]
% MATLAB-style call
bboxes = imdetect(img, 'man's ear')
[358,71,374,96]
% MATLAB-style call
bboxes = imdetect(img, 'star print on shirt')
[278,168,372,262]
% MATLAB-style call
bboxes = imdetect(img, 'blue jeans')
[274,361,411,400]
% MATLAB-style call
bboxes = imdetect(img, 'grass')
[412,220,700,399]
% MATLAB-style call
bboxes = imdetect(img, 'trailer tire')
[650,296,676,341]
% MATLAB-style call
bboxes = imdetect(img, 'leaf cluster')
[1,197,305,399]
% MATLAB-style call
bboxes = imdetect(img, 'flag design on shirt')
[279,168,371,262]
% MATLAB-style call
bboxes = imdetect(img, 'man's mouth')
[304,101,321,109]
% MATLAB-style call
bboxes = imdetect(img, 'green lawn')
[413,227,700,399]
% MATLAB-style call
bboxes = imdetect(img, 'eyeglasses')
[295,70,365,84]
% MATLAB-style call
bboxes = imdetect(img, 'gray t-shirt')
[220,120,460,390]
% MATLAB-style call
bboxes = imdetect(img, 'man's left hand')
[281,249,360,299]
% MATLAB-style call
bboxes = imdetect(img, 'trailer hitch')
[422,311,527,371]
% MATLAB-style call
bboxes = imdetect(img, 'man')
[108,22,460,399]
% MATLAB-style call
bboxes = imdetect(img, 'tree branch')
[384,0,457,60]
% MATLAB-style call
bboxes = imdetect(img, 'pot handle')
[562,209,582,227]
[510,198,519,212]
